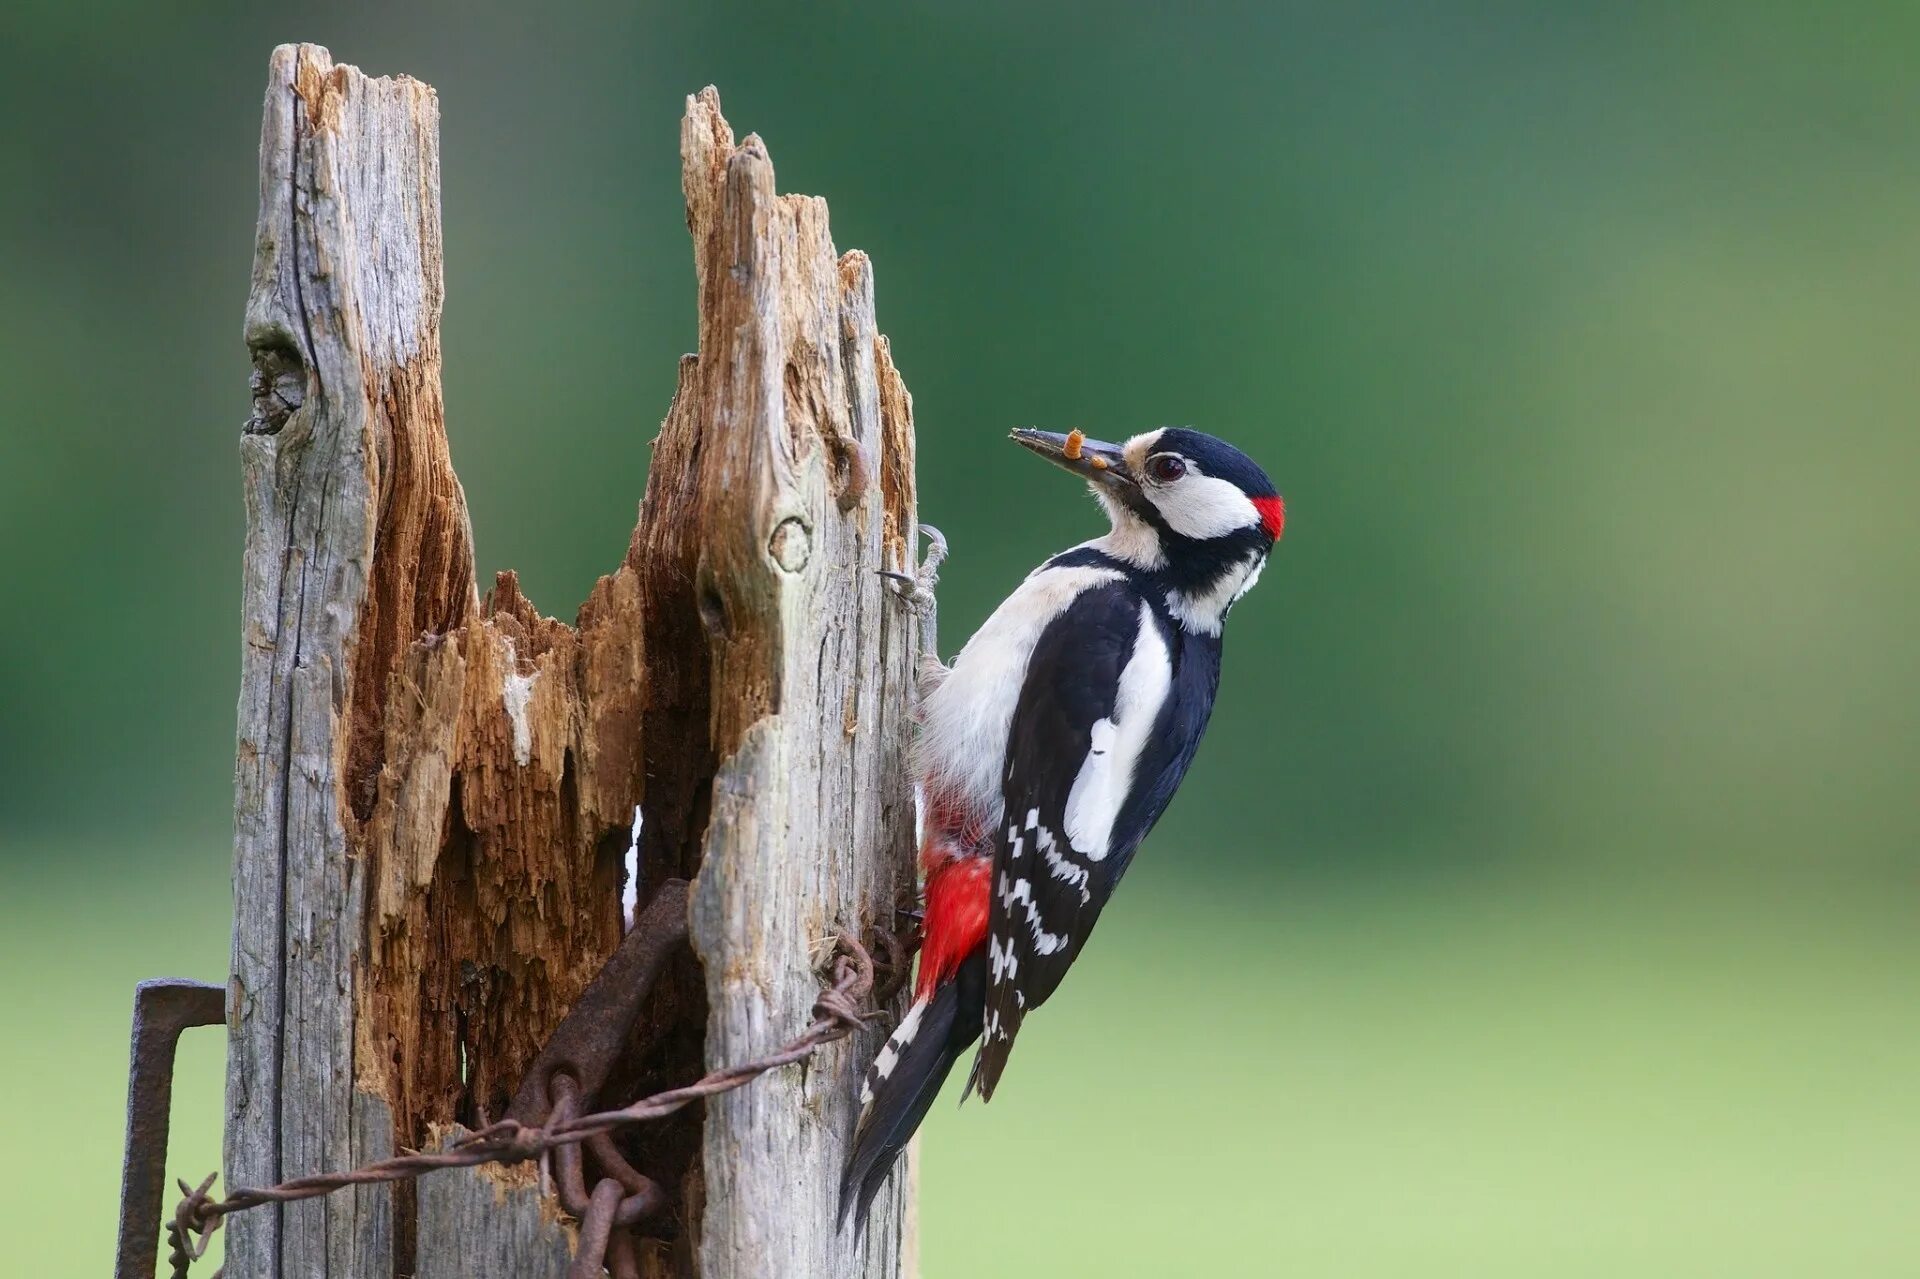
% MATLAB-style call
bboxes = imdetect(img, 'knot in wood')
[246,339,306,435]
[768,517,811,573]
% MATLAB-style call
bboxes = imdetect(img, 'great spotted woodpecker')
[841,427,1284,1226]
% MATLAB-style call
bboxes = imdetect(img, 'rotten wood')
[656,91,923,1278]
[227,44,921,1278]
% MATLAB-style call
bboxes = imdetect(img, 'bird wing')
[969,581,1171,1100]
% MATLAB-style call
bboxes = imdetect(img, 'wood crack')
[228,52,920,1279]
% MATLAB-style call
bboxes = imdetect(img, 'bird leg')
[880,526,951,698]
[915,651,949,702]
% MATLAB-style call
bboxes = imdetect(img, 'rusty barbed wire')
[166,931,901,1279]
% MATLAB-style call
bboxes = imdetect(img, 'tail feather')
[840,963,981,1230]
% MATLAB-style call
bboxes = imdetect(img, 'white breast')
[915,564,1122,824]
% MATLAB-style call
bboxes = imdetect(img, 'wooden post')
[228,44,921,1278]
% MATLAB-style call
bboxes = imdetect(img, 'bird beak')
[1009,429,1135,489]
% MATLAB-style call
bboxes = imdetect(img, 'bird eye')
[1146,454,1187,483]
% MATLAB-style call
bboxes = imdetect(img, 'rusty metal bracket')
[506,877,691,1125]
[115,978,226,1279]
[548,1072,666,1278]
[504,879,690,1273]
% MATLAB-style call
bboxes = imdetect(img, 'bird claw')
[918,525,949,574]
[878,524,947,619]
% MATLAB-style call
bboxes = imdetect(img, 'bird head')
[1011,426,1283,632]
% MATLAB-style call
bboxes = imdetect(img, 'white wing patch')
[915,565,1123,825]
[1062,601,1172,860]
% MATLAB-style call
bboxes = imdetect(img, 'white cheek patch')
[1151,471,1261,540]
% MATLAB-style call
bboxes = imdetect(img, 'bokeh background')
[4,3,1917,1275]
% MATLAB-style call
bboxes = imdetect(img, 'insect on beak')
[1008,429,1135,488]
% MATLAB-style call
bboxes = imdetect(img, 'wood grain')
[639,89,925,1278]
[229,46,919,1277]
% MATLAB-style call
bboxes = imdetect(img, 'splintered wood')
[228,44,921,1279]
[654,88,923,1279]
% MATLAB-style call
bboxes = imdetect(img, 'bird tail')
[839,979,967,1231]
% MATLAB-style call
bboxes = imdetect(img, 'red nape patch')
[918,855,991,1000]
[1253,495,1286,540]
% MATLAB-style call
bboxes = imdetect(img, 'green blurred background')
[3,3,1917,1274]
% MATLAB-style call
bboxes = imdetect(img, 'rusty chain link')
[166,930,901,1279]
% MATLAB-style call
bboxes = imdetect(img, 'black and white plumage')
[841,426,1284,1225]
[972,576,1213,1096]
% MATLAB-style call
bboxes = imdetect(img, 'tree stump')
[227,43,922,1278]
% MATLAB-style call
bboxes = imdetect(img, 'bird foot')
[877,524,948,620]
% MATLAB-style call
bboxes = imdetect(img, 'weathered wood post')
[227,43,922,1277]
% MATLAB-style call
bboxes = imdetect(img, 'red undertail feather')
[918,852,990,1000]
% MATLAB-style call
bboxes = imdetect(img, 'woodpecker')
[841,426,1284,1227]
